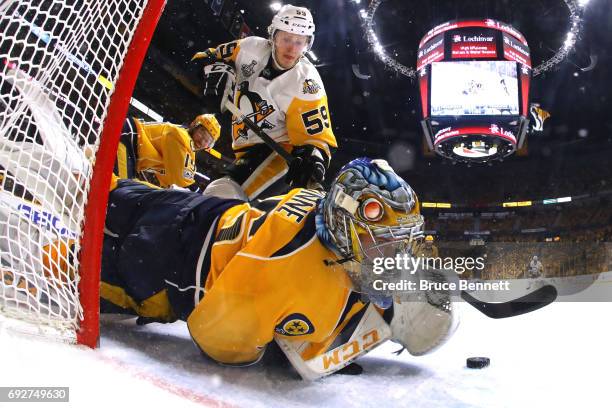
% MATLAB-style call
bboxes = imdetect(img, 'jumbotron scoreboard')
[418,19,532,163]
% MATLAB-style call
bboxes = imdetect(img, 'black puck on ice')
[466,357,490,369]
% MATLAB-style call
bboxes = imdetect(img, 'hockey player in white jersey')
[526,255,544,290]
[192,4,337,201]
[527,255,543,278]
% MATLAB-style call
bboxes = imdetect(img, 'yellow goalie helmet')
[319,158,424,265]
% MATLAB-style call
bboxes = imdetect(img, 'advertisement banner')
[417,34,445,70]
[450,28,498,59]
[433,124,517,145]
[503,33,532,68]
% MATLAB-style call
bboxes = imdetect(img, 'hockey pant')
[214,144,291,201]
[100,179,241,321]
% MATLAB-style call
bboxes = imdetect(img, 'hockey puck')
[466,357,490,369]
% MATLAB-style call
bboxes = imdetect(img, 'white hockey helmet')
[267,4,315,50]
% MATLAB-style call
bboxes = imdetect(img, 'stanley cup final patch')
[275,313,315,336]
[241,59,257,77]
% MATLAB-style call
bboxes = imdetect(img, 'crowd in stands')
[432,240,610,281]
[423,201,611,280]
[425,201,612,243]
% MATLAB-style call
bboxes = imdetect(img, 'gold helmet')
[191,114,220,142]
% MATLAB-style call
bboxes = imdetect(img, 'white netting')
[0,0,150,342]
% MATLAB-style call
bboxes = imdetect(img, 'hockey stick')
[203,147,233,164]
[224,100,327,190]
[224,100,295,164]
[461,285,558,319]
[194,171,210,183]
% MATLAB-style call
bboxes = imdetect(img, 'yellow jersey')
[100,181,365,366]
[188,188,358,365]
[130,118,196,188]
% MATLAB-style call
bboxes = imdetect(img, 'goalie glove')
[285,145,327,188]
[202,62,235,113]
[389,268,460,356]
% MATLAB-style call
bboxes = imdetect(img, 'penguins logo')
[530,105,551,132]
[302,78,321,95]
[233,81,276,140]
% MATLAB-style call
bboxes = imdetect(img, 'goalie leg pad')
[276,303,391,380]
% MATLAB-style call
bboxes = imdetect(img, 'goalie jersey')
[100,180,366,365]
[193,36,337,199]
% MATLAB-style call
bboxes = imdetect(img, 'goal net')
[0,0,164,346]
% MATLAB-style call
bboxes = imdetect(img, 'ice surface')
[2,299,611,408]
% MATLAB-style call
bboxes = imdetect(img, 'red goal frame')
[77,0,167,348]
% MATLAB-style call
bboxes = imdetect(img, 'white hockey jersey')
[195,36,337,158]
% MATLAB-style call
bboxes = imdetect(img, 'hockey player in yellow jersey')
[114,114,220,191]
[101,158,459,379]
[416,235,439,258]
[191,5,337,201]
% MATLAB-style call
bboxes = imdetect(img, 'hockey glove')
[389,268,459,356]
[285,145,327,188]
[202,62,235,113]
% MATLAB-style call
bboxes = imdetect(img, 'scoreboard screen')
[430,61,519,117]
[417,19,531,162]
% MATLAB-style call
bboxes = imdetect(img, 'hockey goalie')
[97,157,459,379]
[3,151,458,379]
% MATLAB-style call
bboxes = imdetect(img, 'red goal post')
[78,0,166,347]
[0,0,166,347]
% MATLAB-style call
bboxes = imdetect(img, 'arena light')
[422,202,452,208]
[360,0,589,78]
[501,201,532,207]
[270,2,282,12]
[543,196,572,204]
[564,31,575,50]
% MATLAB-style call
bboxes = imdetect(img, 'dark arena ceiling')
[132,0,612,212]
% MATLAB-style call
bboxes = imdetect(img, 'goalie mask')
[318,158,424,292]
